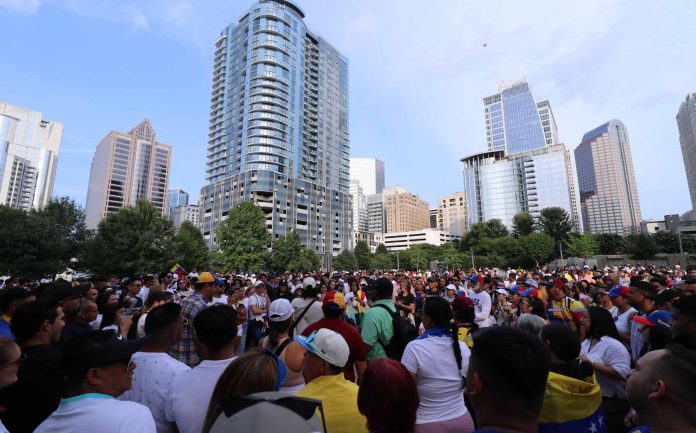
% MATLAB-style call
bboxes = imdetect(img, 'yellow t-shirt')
[296,373,368,433]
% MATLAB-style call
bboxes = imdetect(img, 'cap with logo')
[295,328,349,368]
[607,285,629,298]
[632,310,673,331]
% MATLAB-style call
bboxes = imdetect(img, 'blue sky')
[1,0,694,220]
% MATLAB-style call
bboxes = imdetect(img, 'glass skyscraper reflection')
[200,0,351,257]
[464,79,580,231]
[678,92,696,212]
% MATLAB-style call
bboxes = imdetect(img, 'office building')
[172,204,200,229]
[429,209,440,229]
[200,0,350,256]
[462,145,580,230]
[367,193,386,234]
[0,102,63,210]
[385,187,430,233]
[383,228,461,252]
[484,79,556,155]
[575,120,641,235]
[85,119,172,229]
[350,179,368,233]
[678,92,696,212]
[437,192,467,236]
[349,157,384,196]
[168,188,189,219]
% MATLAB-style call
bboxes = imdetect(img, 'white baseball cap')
[268,299,293,322]
[446,284,457,291]
[295,328,349,368]
[302,277,316,289]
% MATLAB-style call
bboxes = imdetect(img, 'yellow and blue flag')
[170,264,186,278]
[539,372,606,433]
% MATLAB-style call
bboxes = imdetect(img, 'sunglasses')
[218,395,327,432]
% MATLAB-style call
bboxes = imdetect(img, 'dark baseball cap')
[63,330,148,383]
[43,280,83,301]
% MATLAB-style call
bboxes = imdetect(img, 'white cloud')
[0,0,41,14]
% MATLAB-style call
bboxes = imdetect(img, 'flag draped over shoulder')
[539,372,606,433]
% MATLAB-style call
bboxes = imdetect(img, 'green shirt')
[361,299,396,361]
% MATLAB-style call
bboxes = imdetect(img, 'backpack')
[374,304,418,360]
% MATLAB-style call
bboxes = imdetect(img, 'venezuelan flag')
[170,264,186,278]
[539,372,606,433]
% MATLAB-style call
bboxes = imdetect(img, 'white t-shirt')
[35,394,156,433]
[119,352,190,433]
[165,357,237,433]
[136,314,148,338]
[580,336,631,398]
[247,294,268,320]
[616,307,637,337]
[468,290,492,328]
[208,295,227,306]
[630,311,649,360]
[291,298,323,335]
[401,335,471,424]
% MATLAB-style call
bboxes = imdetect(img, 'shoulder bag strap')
[289,299,316,334]
[274,337,293,357]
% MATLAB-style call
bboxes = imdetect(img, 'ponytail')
[449,320,463,388]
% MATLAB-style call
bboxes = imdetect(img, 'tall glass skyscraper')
[484,79,557,155]
[168,188,189,219]
[0,102,63,211]
[678,92,696,212]
[464,79,580,231]
[200,0,350,256]
[575,120,641,235]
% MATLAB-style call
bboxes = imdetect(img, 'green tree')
[372,244,395,270]
[82,200,176,275]
[517,233,555,266]
[651,231,680,254]
[267,231,303,273]
[173,221,209,270]
[626,234,658,262]
[353,240,372,270]
[460,219,509,251]
[565,233,599,259]
[595,233,626,255]
[512,212,536,238]
[0,198,89,278]
[288,247,321,272]
[538,207,573,247]
[332,250,358,271]
[215,201,270,273]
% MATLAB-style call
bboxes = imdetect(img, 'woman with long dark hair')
[258,299,305,394]
[401,297,473,433]
[580,306,631,433]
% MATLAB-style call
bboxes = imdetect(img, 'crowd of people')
[0,263,694,433]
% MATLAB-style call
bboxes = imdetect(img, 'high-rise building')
[366,193,386,234]
[678,92,696,212]
[437,192,467,236]
[575,120,641,235]
[200,0,350,256]
[349,180,368,233]
[429,209,440,229]
[484,79,556,155]
[385,187,430,233]
[168,188,189,219]
[172,204,200,229]
[0,103,63,210]
[85,120,172,229]
[462,145,580,230]
[349,157,384,196]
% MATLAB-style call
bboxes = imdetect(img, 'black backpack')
[374,304,418,360]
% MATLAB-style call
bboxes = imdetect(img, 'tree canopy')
[215,201,271,273]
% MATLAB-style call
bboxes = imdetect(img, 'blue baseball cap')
[607,285,629,298]
[633,310,672,331]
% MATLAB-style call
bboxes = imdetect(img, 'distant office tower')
[367,193,386,234]
[200,0,350,257]
[429,209,440,229]
[484,79,556,155]
[678,92,696,212]
[349,157,384,196]
[462,145,580,230]
[575,120,641,235]
[350,180,368,233]
[385,187,430,233]
[0,103,63,210]
[85,120,172,229]
[437,192,467,236]
[172,204,200,229]
[168,188,189,218]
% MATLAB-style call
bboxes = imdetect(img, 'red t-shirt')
[302,317,366,382]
